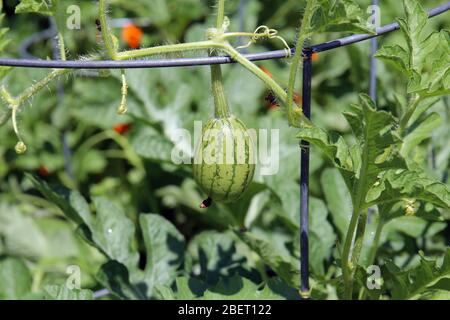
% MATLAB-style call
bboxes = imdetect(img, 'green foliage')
[401,111,442,156]
[366,169,450,210]
[313,0,376,34]
[29,174,188,299]
[376,0,450,98]
[298,94,415,210]
[139,214,185,295]
[157,274,298,300]
[186,230,254,284]
[15,0,55,15]
[385,248,450,299]
[235,229,299,288]
[321,168,352,238]
[44,284,93,300]
[0,0,449,301]
[298,89,448,298]
[0,257,32,299]
[298,95,410,296]
[0,1,11,120]
[96,261,145,300]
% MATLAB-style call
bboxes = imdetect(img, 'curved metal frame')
[0,1,448,299]
[0,2,448,69]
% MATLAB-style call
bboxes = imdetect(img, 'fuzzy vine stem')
[341,208,361,299]
[1,34,298,127]
[0,86,15,106]
[286,0,317,118]
[106,0,307,123]
[341,135,372,299]
[11,105,21,138]
[367,220,382,253]
[221,44,286,103]
[0,68,70,135]
[57,32,66,61]
[116,40,220,60]
[0,68,70,111]
[209,0,230,119]
[1,0,314,151]
[220,43,312,126]
[358,216,384,299]
[98,0,117,60]
[210,62,230,118]
[117,69,128,114]
[399,93,422,133]
[216,0,226,29]
[350,210,368,269]
[15,69,71,106]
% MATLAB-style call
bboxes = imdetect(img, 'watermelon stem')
[210,0,231,119]
[210,62,230,118]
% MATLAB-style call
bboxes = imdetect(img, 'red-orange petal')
[122,23,143,49]
[38,166,49,177]
[259,65,273,79]
[113,123,132,135]
[293,92,302,104]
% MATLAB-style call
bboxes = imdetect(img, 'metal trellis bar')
[0,1,448,300]
[300,48,312,297]
[0,2,448,69]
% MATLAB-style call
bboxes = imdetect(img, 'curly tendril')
[236,25,291,57]
[15,141,27,154]
[117,69,128,115]
[11,105,27,154]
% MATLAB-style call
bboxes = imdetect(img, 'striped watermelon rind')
[193,116,255,203]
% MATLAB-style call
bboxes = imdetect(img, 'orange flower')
[312,52,319,62]
[293,92,302,104]
[113,123,132,135]
[259,65,273,78]
[122,23,143,49]
[38,166,49,177]
[268,103,279,110]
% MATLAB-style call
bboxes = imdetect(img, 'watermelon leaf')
[0,257,33,299]
[235,229,299,288]
[96,260,146,300]
[385,248,450,299]
[138,214,185,297]
[43,285,93,300]
[156,274,298,300]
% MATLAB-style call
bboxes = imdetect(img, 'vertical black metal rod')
[369,37,377,101]
[368,0,379,225]
[369,0,379,102]
[300,49,312,296]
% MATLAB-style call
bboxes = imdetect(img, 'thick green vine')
[0,0,315,153]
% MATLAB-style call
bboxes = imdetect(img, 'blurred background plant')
[0,0,448,299]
